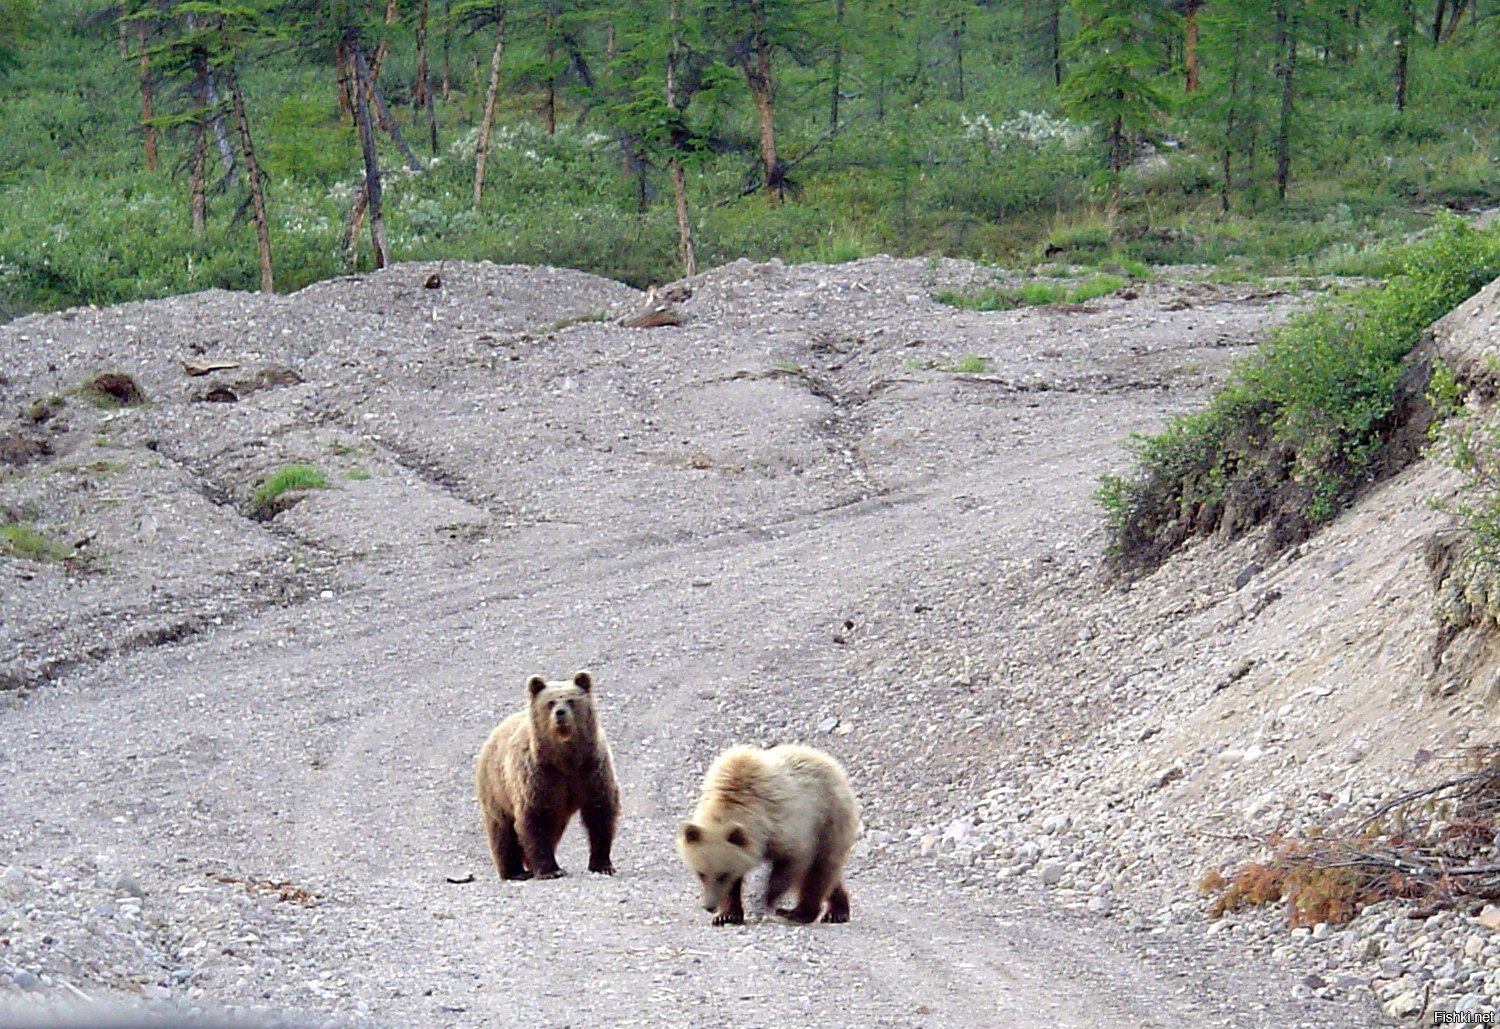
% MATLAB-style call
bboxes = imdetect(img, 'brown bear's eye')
[697,872,706,882]
[716,873,728,884]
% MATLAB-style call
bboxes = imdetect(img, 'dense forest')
[0,0,1495,317]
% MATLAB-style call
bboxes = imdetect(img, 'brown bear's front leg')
[712,878,745,926]
[581,800,617,875]
[520,808,566,879]
[487,816,532,881]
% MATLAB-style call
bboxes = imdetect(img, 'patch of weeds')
[251,464,330,517]
[939,274,1125,312]
[770,359,803,373]
[76,372,147,408]
[942,355,993,374]
[547,310,609,332]
[814,234,868,264]
[65,459,124,477]
[24,394,65,423]
[326,441,369,457]
[346,466,372,481]
[1,522,72,561]
[1044,220,1113,259]
[905,357,935,370]
[934,287,1014,311]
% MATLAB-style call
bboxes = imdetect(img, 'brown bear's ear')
[679,821,703,844]
[526,675,548,697]
[571,670,593,692]
[726,825,750,849]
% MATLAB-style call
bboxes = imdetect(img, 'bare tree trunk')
[441,0,453,98]
[371,0,400,81]
[226,65,273,291]
[415,0,429,111]
[542,7,557,135]
[191,57,209,235]
[1047,0,1062,87]
[415,0,438,153]
[1220,38,1241,213]
[952,16,965,101]
[350,43,390,269]
[1108,110,1124,177]
[342,189,368,260]
[666,0,695,276]
[201,70,238,181]
[118,19,129,60]
[1184,0,1202,94]
[1439,0,1467,42]
[1395,0,1412,111]
[363,73,424,171]
[1431,0,1447,43]
[1273,0,1298,201]
[829,0,844,133]
[740,0,779,204]
[336,38,353,116]
[473,11,507,207]
[137,22,159,172]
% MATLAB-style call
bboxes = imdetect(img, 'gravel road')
[0,258,1391,1026]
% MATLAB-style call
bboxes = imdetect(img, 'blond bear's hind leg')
[823,882,850,923]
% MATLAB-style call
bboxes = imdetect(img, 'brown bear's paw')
[775,905,820,924]
[821,908,849,924]
[711,911,745,927]
[588,861,616,876]
[501,870,534,882]
[534,868,567,880]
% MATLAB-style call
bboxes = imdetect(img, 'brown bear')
[475,670,620,880]
[676,744,860,925]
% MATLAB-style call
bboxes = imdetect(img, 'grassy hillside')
[0,0,1496,319]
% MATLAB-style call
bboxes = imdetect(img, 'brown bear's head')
[677,820,759,913]
[526,670,596,746]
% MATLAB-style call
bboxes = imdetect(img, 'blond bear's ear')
[679,821,703,844]
[571,670,593,692]
[526,675,548,697]
[726,825,750,849]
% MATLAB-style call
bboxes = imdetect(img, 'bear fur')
[676,744,860,925]
[475,670,620,880]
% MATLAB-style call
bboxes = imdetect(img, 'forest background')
[0,0,1494,320]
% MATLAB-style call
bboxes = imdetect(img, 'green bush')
[1102,215,1500,574]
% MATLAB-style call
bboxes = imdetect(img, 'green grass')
[74,372,147,409]
[939,273,1126,312]
[547,310,610,332]
[345,466,371,481]
[942,354,994,374]
[1,522,72,561]
[251,464,330,515]
[1100,216,1500,576]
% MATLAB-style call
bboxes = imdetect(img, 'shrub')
[1102,215,1500,575]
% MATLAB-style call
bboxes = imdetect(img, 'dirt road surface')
[0,259,1387,1026]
